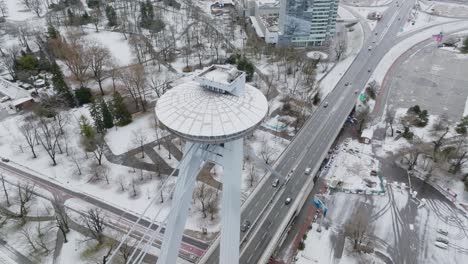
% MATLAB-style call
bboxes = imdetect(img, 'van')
[434,242,448,249]
[0,96,10,103]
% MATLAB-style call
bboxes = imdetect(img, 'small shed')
[11,97,35,111]
[361,128,374,144]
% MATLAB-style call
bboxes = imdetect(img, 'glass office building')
[278,0,339,47]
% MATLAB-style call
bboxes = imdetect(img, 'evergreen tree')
[87,0,100,9]
[147,0,154,23]
[67,9,75,25]
[140,0,155,28]
[51,62,75,107]
[47,24,59,39]
[456,116,468,135]
[105,5,117,27]
[461,37,468,54]
[38,48,51,72]
[79,115,95,139]
[89,99,105,134]
[75,87,93,106]
[101,98,114,129]
[112,91,132,126]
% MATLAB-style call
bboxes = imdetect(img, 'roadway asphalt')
[203,0,417,263]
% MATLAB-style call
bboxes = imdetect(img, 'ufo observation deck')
[155,80,268,144]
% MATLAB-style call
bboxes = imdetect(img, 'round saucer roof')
[155,81,268,143]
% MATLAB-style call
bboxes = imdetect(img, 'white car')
[305,167,311,174]
[434,242,448,249]
[285,197,292,205]
[368,46,373,51]
[323,102,329,108]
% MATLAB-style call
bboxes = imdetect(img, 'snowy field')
[324,138,381,192]
[399,8,455,36]
[420,0,468,18]
[82,29,134,67]
[371,20,468,85]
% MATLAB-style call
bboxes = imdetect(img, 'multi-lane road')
[202,0,417,263]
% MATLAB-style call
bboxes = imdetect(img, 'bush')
[402,127,414,139]
[182,66,193,72]
[298,241,305,250]
[365,86,376,100]
[75,87,93,106]
[408,105,421,115]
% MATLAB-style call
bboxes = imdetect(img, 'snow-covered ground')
[399,8,455,36]
[323,138,381,192]
[105,112,168,155]
[371,20,468,85]
[82,29,134,67]
[3,0,38,21]
[296,223,385,264]
[420,0,468,18]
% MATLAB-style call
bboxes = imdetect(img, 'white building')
[249,0,280,44]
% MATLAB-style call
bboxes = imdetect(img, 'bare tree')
[385,110,395,137]
[35,222,50,254]
[82,208,106,244]
[91,135,106,166]
[206,194,219,221]
[55,204,70,243]
[333,38,346,61]
[19,118,38,158]
[432,127,449,161]
[18,183,35,218]
[355,107,370,134]
[89,42,112,95]
[120,64,147,112]
[0,174,10,207]
[260,140,275,165]
[56,34,90,88]
[117,175,126,192]
[21,226,38,251]
[0,45,20,80]
[37,117,60,166]
[0,0,8,17]
[194,182,211,218]
[101,244,113,264]
[68,147,83,175]
[344,204,373,250]
[163,136,172,160]
[448,137,468,173]
[246,164,258,188]
[132,130,148,159]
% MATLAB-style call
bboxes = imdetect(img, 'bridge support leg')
[157,143,203,264]
[219,138,243,264]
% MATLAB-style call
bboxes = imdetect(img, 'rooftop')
[155,81,268,143]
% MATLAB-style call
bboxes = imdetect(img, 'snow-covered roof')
[361,128,374,139]
[12,97,34,106]
[250,16,265,38]
[155,81,268,143]
[0,78,30,99]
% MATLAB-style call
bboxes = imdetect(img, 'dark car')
[241,220,251,232]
